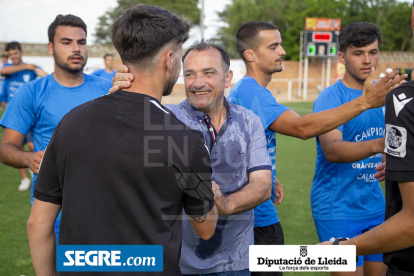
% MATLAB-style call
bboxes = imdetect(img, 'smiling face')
[7,48,23,65]
[254,30,286,75]
[183,47,232,114]
[339,40,379,83]
[49,25,88,74]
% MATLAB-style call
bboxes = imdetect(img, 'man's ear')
[163,47,174,71]
[224,70,233,88]
[243,50,256,62]
[338,52,345,65]
[47,42,53,56]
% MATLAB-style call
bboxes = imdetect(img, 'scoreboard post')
[299,18,341,100]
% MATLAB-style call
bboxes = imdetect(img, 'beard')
[266,64,283,75]
[53,52,87,74]
[163,62,180,96]
[258,61,283,75]
[272,65,283,73]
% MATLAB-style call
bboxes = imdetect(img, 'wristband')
[333,237,348,245]
[332,237,358,262]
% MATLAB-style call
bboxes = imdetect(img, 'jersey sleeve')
[313,87,345,133]
[182,133,215,217]
[247,114,272,174]
[33,123,62,205]
[0,83,35,135]
[384,83,414,182]
[234,86,290,130]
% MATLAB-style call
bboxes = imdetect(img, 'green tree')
[94,0,200,45]
[379,1,413,51]
[217,0,412,60]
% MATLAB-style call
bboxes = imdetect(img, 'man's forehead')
[183,48,222,68]
[55,26,86,39]
[348,40,379,52]
[258,29,281,43]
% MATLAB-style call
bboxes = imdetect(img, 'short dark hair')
[111,4,190,67]
[5,41,22,52]
[236,21,278,61]
[182,40,230,72]
[339,22,382,53]
[2,54,9,58]
[103,54,114,60]
[48,14,87,43]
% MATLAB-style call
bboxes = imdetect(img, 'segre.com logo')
[56,245,163,272]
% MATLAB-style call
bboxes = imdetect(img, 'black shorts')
[387,268,414,276]
[252,222,284,276]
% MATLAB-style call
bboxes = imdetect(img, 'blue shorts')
[314,213,385,267]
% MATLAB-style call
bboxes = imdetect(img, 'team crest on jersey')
[23,74,31,83]
[384,124,407,158]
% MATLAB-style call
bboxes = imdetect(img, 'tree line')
[94,0,413,60]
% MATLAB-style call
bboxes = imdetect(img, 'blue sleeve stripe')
[247,165,272,174]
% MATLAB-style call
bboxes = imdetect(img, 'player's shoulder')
[17,74,51,92]
[229,77,273,107]
[62,92,106,120]
[319,80,343,97]
[386,81,414,103]
[167,100,195,120]
[158,103,207,140]
[232,77,269,95]
[229,100,254,115]
[84,73,112,87]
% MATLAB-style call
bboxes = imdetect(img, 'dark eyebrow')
[202,68,217,72]
[268,41,281,48]
[352,48,379,54]
[59,38,73,42]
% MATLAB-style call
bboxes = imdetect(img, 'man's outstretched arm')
[1,63,36,75]
[27,199,61,276]
[1,63,48,76]
[34,67,48,77]
[269,69,407,140]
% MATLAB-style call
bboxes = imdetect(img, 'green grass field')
[0,102,371,275]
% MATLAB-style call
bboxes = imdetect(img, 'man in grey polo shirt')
[111,40,272,275]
